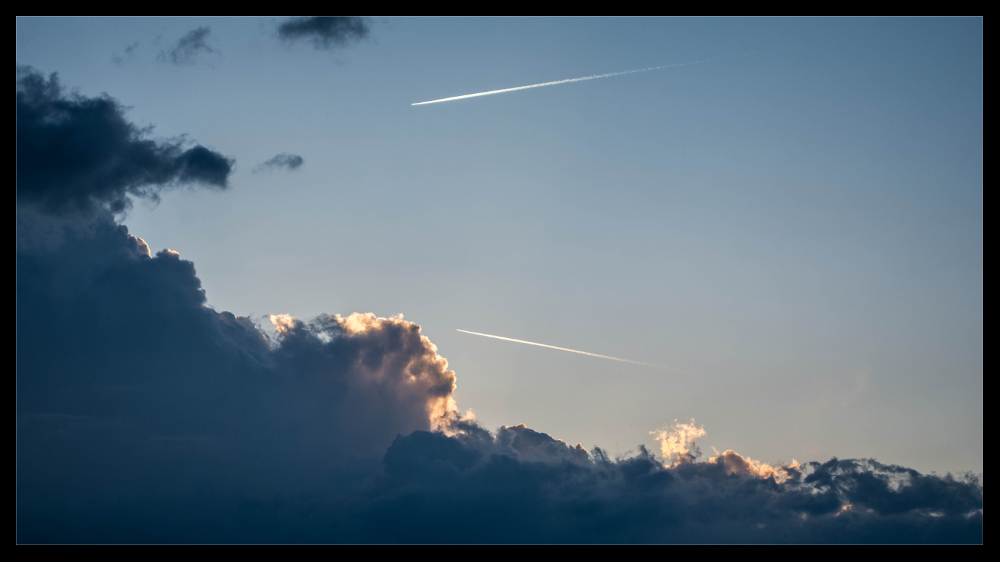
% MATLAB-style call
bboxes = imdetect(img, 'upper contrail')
[457,329,679,371]
[413,52,759,106]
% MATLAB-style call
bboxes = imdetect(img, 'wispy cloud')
[111,41,139,65]
[253,153,304,173]
[158,26,219,65]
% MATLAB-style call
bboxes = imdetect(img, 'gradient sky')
[16,17,983,475]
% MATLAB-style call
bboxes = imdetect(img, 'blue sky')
[16,17,982,475]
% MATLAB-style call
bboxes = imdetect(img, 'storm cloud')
[16,210,466,541]
[16,66,233,214]
[15,206,984,543]
[278,17,369,50]
[16,69,982,544]
[360,427,983,544]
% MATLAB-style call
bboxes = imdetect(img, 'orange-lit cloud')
[651,418,707,464]
[708,449,801,483]
[272,311,459,433]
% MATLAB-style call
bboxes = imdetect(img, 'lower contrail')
[457,329,679,371]
[413,52,759,106]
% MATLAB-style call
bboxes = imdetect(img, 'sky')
[16,17,983,543]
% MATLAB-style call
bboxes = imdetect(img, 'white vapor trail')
[413,53,758,106]
[457,329,679,371]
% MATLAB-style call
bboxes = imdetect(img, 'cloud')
[266,311,460,456]
[17,207,466,541]
[15,66,234,214]
[111,41,139,65]
[277,17,369,50]
[15,70,983,544]
[158,26,219,65]
[254,153,304,173]
[651,418,707,464]
[15,211,983,542]
[361,427,983,544]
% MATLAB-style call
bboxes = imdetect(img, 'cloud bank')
[278,17,369,50]
[16,66,233,214]
[15,67,982,544]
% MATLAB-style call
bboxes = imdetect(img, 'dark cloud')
[15,66,234,214]
[15,213,983,543]
[278,17,369,50]
[15,71,983,544]
[158,26,219,65]
[254,153,304,173]
[15,209,453,541]
[361,429,983,544]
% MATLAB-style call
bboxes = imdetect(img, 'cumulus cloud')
[16,209,467,540]
[266,311,460,456]
[278,17,369,50]
[651,418,707,464]
[15,66,234,214]
[158,26,219,65]
[363,426,983,544]
[15,215,983,543]
[709,449,801,483]
[15,70,983,544]
[15,220,984,542]
[254,153,304,173]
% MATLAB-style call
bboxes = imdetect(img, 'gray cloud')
[158,26,219,65]
[254,153,304,173]
[15,210,983,542]
[278,17,369,50]
[15,66,234,215]
[16,208,462,541]
[363,428,983,544]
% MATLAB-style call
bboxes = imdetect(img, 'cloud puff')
[15,71,983,544]
[278,17,369,50]
[15,66,234,214]
[651,418,707,464]
[266,311,460,456]
[254,153,304,173]
[158,26,219,65]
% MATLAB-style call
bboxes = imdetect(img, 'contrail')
[457,329,680,371]
[413,52,759,106]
